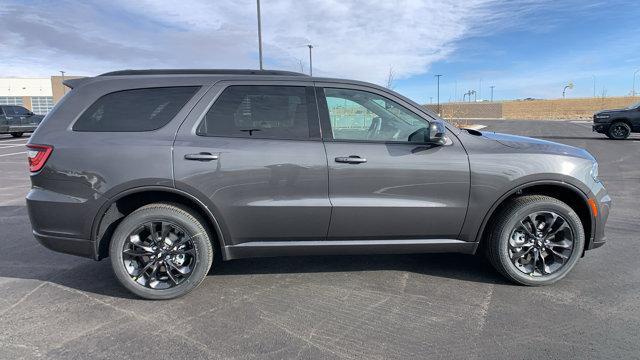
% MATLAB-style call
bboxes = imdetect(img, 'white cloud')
[0,0,548,85]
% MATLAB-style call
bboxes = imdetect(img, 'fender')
[472,179,594,246]
[91,185,228,260]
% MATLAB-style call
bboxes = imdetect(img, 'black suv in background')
[0,105,44,137]
[26,69,610,299]
[593,101,640,139]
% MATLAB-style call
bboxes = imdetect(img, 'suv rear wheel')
[485,195,584,286]
[606,121,631,140]
[109,203,213,299]
[10,132,23,138]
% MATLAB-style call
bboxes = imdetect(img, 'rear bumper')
[33,230,94,258]
[27,187,98,259]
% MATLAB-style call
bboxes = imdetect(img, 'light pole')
[490,85,495,102]
[592,75,596,98]
[434,74,443,115]
[307,44,314,76]
[633,69,639,97]
[562,82,574,98]
[60,71,66,94]
[256,0,263,70]
[478,78,482,100]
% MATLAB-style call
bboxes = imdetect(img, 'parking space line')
[0,151,27,157]
[0,144,27,149]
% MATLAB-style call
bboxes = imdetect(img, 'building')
[0,76,82,115]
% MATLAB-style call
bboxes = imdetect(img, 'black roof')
[98,69,308,77]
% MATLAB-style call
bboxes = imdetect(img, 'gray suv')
[26,69,611,299]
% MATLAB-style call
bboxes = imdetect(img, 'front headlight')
[590,162,600,182]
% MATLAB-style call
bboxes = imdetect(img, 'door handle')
[184,153,219,161]
[335,155,367,164]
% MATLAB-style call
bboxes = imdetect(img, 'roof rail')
[98,69,308,77]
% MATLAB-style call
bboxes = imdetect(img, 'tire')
[607,121,631,140]
[485,195,584,286]
[109,203,213,299]
[10,132,23,138]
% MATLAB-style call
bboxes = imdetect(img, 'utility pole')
[60,71,66,94]
[256,0,263,70]
[592,75,596,97]
[478,78,482,100]
[633,69,639,97]
[307,44,314,76]
[434,74,443,115]
[490,85,495,102]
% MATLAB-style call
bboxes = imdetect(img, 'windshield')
[626,102,640,110]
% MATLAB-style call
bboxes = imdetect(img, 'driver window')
[324,88,429,142]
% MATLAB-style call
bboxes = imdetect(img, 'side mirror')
[408,121,447,145]
[27,111,34,116]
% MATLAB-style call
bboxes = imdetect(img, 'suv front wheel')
[109,203,213,299]
[486,195,585,286]
[606,121,631,140]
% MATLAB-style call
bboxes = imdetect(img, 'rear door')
[173,80,330,245]
[316,83,470,240]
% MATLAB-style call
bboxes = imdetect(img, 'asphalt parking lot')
[0,120,638,359]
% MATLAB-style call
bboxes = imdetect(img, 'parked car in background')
[0,105,44,137]
[26,69,610,299]
[593,102,640,139]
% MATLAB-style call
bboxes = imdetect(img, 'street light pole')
[434,74,443,115]
[307,44,313,76]
[633,69,639,97]
[592,75,596,98]
[256,0,263,70]
[490,85,495,102]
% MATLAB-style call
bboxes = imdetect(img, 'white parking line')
[0,151,26,158]
[0,144,27,149]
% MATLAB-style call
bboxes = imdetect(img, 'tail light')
[26,144,53,172]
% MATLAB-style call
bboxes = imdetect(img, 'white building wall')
[0,78,52,96]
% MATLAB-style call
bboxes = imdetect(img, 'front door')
[173,81,331,245]
[316,85,470,240]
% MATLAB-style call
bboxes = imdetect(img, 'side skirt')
[223,239,477,260]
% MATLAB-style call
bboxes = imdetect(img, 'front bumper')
[592,123,610,134]
[586,184,611,250]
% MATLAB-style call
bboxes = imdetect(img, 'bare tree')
[385,66,396,89]
[296,59,306,74]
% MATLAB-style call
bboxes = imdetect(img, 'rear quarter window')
[73,86,199,132]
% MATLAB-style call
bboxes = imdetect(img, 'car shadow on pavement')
[211,252,509,286]
[0,204,508,300]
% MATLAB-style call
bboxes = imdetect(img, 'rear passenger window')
[197,85,316,140]
[73,87,199,132]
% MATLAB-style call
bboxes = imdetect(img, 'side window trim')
[315,84,433,144]
[194,84,321,141]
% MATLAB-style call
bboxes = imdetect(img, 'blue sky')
[399,0,640,102]
[1,0,638,103]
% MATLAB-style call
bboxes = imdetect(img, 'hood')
[595,108,626,115]
[481,132,593,160]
